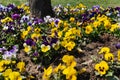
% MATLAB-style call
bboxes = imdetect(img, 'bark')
[29,0,55,18]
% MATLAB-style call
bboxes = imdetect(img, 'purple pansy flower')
[115,43,120,49]
[2,45,18,59]
[0,4,5,12]
[42,36,58,46]
[0,47,6,53]
[33,51,39,57]
[12,14,20,20]
[27,22,32,26]
[25,38,36,46]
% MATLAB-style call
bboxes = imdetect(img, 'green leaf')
[106,76,119,80]
[95,71,100,76]
[105,71,114,77]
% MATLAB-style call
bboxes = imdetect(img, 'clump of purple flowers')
[0,45,18,60]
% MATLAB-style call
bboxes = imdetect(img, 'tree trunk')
[29,0,55,18]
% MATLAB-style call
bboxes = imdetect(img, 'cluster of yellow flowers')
[92,15,120,32]
[50,18,81,51]
[83,14,120,36]
[99,47,114,62]
[0,60,25,80]
[95,47,120,76]
[1,17,13,24]
[62,55,77,80]
[64,3,86,16]
[18,4,30,14]
[42,55,77,80]
[61,27,81,51]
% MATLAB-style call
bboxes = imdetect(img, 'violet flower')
[33,51,39,57]
[12,14,20,20]
[115,43,120,49]
[20,15,30,23]
[42,36,58,46]
[7,4,15,9]
[5,26,15,33]
[54,19,60,27]
[92,5,100,10]
[33,18,43,25]
[3,51,16,59]
[2,45,18,59]
[27,21,32,26]
[0,47,6,53]
[25,38,36,46]
[0,4,5,12]
[115,7,120,11]
[9,45,18,53]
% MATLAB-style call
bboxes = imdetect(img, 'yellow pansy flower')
[63,27,69,32]
[49,32,55,37]
[50,21,55,27]
[62,66,77,80]
[78,3,86,8]
[23,43,31,53]
[0,60,6,72]
[12,61,16,64]
[53,63,62,73]
[79,68,86,74]
[70,17,75,22]
[64,22,69,27]
[62,55,76,67]
[41,44,50,52]
[76,29,81,37]
[27,26,32,32]
[58,20,63,27]
[17,3,25,9]
[104,20,111,29]
[61,40,67,47]
[104,53,114,62]
[93,21,101,28]
[9,71,22,80]
[117,49,120,61]
[110,24,119,32]
[31,33,41,41]
[34,27,41,33]
[53,64,66,73]
[95,61,109,76]
[21,30,29,39]
[4,60,11,65]
[65,31,72,38]
[58,31,63,38]
[17,62,25,72]
[42,66,52,80]
[85,25,93,34]
[52,41,60,50]
[98,47,110,54]
[2,69,12,77]
[1,17,13,24]
[65,41,76,51]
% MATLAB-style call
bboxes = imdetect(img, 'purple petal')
[115,43,120,49]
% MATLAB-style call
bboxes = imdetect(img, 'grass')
[51,0,120,8]
[0,0,120,8]
[0,0,26,6]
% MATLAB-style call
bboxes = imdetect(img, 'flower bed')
[0,3,120,80]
